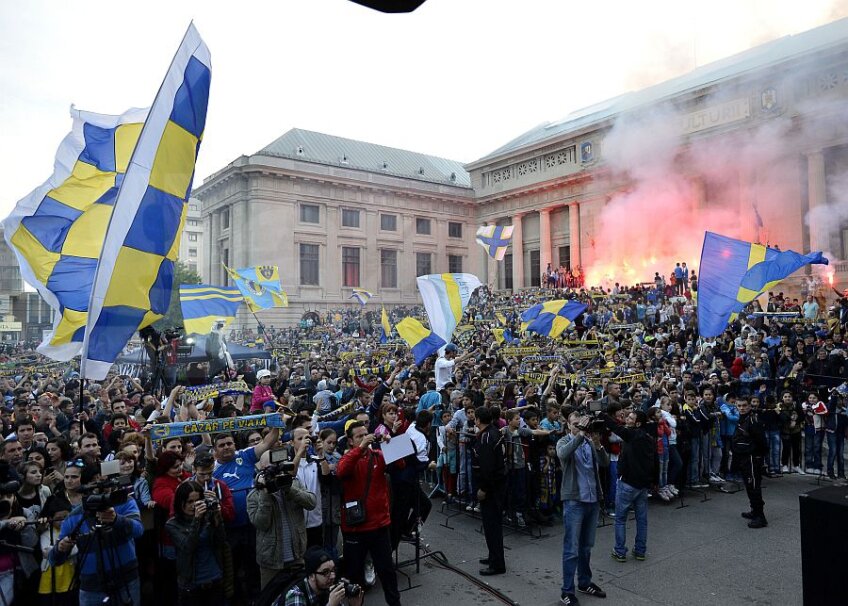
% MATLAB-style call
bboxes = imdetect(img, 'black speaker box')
[799,485,848,605]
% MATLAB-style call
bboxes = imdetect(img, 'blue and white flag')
[349,288,373,306]
[416,273,482,345]
[82,24,211,379]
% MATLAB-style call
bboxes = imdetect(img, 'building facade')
[179,200,205,276]
[195,18,848,327]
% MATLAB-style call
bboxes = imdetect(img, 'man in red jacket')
[337,421,400,606]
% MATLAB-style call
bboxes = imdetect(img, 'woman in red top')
[151,450,190,606]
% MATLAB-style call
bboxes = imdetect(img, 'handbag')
[344,453,375,526]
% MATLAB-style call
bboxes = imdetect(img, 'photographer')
[0,478,39,606]
[279,546,363,606]
[165,481,229,606]
[247,451,317,589]
[49,461,144,606]
[556,411,609,605]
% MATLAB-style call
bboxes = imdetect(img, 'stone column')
[807,151,828,253]
[512,213,524,290]
[569,203,581,270]
[365,209,379,291]
[209,210,220,283]
[540,208,552,274]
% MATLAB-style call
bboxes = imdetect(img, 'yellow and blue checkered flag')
[225,265,289,312]
[698,232,827,337]
[521,300,586,339]
[81,24,211,379]
[395,317,446,365]
[2,107,147,362]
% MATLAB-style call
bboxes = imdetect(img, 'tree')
[154,260,202,331]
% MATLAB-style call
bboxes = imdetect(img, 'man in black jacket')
[732,398,769,528]
[602,409,654,562]
[472,406,507,575]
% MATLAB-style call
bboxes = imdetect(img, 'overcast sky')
[1,0,845,216]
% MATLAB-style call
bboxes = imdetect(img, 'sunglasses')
[314,567,336,577]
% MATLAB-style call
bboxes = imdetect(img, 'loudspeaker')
[348,0,428,13]
[799,485,848,605]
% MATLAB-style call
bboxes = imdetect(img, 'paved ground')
[388,473,842,606]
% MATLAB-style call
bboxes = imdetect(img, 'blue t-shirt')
[213,447,258,527]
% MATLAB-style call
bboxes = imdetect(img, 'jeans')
[826,431,845,476]
[606,460,618,509]
[561,500,600,595]
[507,467,527,515]
[804,426,816,468]
[781,433,802,467]
[813,430,824,470]
[700,434,711,477]
[658,450,669,487]
[766,430,781,473]
[688,433,701,484]
[668,445,682,487]
[613,480,648,557]
[80,577,140,606]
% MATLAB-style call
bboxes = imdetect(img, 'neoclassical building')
[194,17,848,326]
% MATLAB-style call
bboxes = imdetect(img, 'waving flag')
[180,284,242,335]
[521,300,586,339]
[80,24,211,379]
[396,317,446,365]
[416,273,482,345]
[380,305,391,344]
[2,107,147,361]
[349,288,373,306]
[698,232,827,338]
[225,265,288,312]
[476,225,514,261]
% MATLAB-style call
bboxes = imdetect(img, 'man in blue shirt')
[213,417,282,604]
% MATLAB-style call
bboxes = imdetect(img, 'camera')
[78,475,132,513]
[337,581,362,598]
[0,480,21,496]
[204,497,220,512]
[260,449,296,492]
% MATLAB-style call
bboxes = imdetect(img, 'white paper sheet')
[380,432,415,464]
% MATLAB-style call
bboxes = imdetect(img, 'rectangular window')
[504,254,513,290]
[381,250,398,288]
[381,214,397,231]
[530,249,541,287]
[188,233,198,242]
[189,203,198,211]
[221,209,229,229]
[558,245,571,270]
[300,243,319,286]
[342,247,360,287]
[416,218,431,235]
[188,248,198,257]
[187,219,199,227]
[416,252,432,276]
[448,254,463,273]
[300,203,320,224]
[448,222,462,238]
[341,208,360,228]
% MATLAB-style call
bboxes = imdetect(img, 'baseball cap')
[304,547,333,575]
[256,369,271,380]
[445,343,458,353]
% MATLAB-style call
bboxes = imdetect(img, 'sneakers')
[560,594,580,606]
[610,551,627,563]
[364,557,376,586]
[747,517,768,529]
[633,552,646,561]
[473,504,481,513]
[808,468,823,475]
[577,582,607,598]
[709,473,725,484]
[666,485,679,497]
[516,513,527,528]
[792,466,806,475]
[741,511,755,519]
[657,487,671,502]
[781,465,790,473]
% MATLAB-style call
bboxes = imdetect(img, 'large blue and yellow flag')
[698,232,827,337]
[521,300,586,339]
[476,225,514,261]
[395,317,446,365]
[81,24,211,379]
[179,284,242,335]
[380,305,391,344]
[225,265,289,312]
[1,107,147,362]
[416,273,482,345]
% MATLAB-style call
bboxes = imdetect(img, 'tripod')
[66,509,137,606]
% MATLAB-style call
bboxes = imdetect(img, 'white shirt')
[296,459,322,529]
[435,356,455,390]
[406,424,430,464]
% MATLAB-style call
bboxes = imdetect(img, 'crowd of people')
[0,270,846,606]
